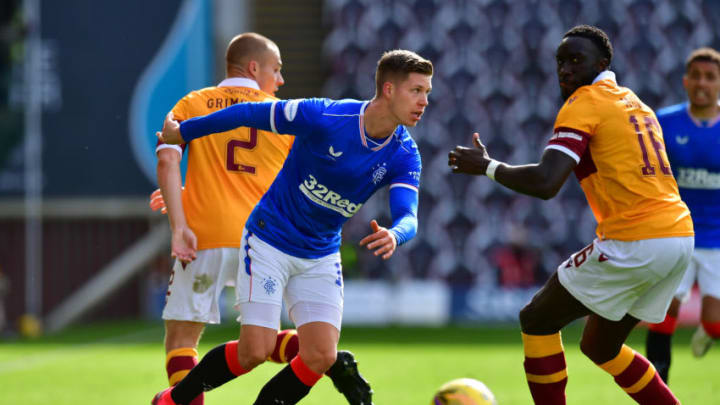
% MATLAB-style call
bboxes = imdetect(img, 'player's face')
[255,47,284,96]
[683,60,720,110]
[555,36,606,100]
[389,72,432,127]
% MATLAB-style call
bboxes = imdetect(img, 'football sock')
[648,314,678,335]
[171,341,251,405]
[166,348,203,405]
[645,330,672,383]
[268,329,300,363]
[166,348,199,386]
[701,320,720,339]
[598,344,678,405]
[254,355,322,405]
[522,332,568,405]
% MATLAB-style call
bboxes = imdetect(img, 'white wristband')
[486,159,500,181]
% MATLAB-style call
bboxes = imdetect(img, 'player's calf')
[597,345,678,405]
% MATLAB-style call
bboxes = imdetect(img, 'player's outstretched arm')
[449,133,576,200]
[157,101,279,145]
[359,220,398,260]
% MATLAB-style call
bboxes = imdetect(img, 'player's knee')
[579,336,617,364]
[519,302,545,333]
[300,346,337,374]
[239,346,271,370]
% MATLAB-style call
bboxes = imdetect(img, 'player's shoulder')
[656,102,687,120]
[393,126,421,161]
[320,98,366,115]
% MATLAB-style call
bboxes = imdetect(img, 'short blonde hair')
[226,32,278,70]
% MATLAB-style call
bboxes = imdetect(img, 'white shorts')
[557,236,693,323]
[674,248,720,302]
[235,229,344,330]
[162,248,238,324]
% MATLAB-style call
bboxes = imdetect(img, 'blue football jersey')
[245,98,422,258]
[658,102,720,248]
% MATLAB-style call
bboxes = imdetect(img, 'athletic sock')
[166,348,199,386]
[598,344,678,405]
[254,355,322,405]
[701,320,720,339]
[268,329,300,363]
[522,332,568,405]
[645,329,673,383]
[171,341,251,405]
[166,348,203,405]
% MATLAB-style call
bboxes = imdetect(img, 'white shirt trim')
[156,144,183,155]
[389,183,419,192]
[592,70,616,85]
[554,131,584,141]
[217,77,260,90]
[358,101,370,148]
[269,101,278,133]
[545,145,580,164]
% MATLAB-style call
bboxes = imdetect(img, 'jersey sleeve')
[156,96,193,154]
[270,98,327,138]
[388,144,421,193]
[545,88,599,163]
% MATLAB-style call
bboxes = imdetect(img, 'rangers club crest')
[372,163,387,185]
[262,277,277,295]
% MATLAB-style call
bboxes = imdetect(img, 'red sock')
[701,321,720,339]
[166,347,203,405]
[290,355,323,387]
[648,314,678,335]
[224,340,251,376]
[268,329,299,363]
[598,345,678,405]
[522,332,567,405]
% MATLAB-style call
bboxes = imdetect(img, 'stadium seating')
[322,0,720,287]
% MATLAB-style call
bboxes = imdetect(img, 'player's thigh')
[297,321,340,373]
[235,230,291,329]
[163,248,239,324]
[519,271,591,334]
[285,252,344,331]
[237,323,280,363]
[581,313,640,363]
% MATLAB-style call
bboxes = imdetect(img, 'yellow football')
[432,378,497,405]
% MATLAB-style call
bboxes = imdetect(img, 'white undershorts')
[162,248,238,324]
[674,248,720,302]
[558,236,693,323]
[235,229,344,330]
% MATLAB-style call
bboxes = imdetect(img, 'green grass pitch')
[0,321,717,404]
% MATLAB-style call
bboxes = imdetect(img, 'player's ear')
[382,81,393,98]
[248,60,259,76]
[682,74,689,92]
[597,57,609,73]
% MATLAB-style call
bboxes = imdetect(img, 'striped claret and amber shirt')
[156,78,294,250]
[546,71,693,241]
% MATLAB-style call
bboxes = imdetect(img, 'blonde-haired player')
[153,32,371,405]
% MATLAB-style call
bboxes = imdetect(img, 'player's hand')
[171,226,197,265]
[448,133,491,175]
[359,219,397,260]
[156,112,185,145]
[149,188,167,214]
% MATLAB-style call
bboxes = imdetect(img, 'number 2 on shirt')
[226,128,258,174]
